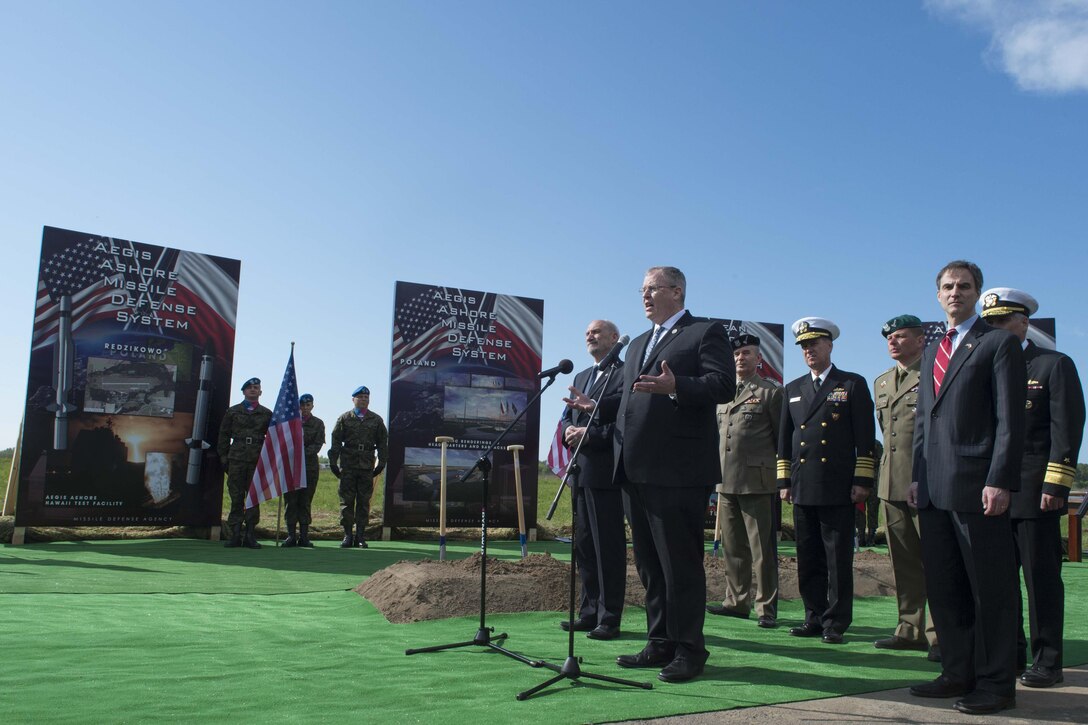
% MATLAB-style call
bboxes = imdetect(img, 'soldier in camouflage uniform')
[328,385,388,548]
[217,377,273,549]
[283,393,325,548]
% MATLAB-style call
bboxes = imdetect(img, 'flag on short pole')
[245,349,306,508]
[546,413,571,478]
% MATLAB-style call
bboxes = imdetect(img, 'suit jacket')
[598,312,734,487]
[561,361,625,489]
[717,375,782,495]
[1010,341,1085,519]
[777,365,876,506]
[912,318,1026,512]
[874,361,920,502]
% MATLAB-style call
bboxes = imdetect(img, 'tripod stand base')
[516,655,652,700]
[405,627,541,667]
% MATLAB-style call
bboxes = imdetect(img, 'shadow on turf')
[10,538,560,581]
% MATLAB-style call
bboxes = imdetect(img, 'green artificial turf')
[0,539,1085,724]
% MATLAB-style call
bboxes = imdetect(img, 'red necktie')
[932,328,957,396]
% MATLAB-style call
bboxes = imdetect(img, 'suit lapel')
[640,311,691,374]
[891,367,920,404]
[934,320,985,405]
[803,365,837,421]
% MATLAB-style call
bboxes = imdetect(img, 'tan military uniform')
[217,402,273,533]
[714,374,782,619]
[874,359,936,647]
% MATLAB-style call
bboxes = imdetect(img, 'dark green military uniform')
[285,413,325,530]
[217,401,272,537]
[328,408,388,542]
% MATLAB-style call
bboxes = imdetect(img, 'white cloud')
[927,0,1088,93]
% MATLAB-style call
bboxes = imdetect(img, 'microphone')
[596,335,630,371]
[537,359,574,379]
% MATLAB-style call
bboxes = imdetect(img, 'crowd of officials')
[560,262,1083,715]
[214,260,1082,715]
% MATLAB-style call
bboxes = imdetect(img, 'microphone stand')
[519,360,651,700]
[405,371,563,667]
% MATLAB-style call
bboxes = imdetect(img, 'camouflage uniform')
[285,414,325,529]
[217,402,273,536]
[328,409,388,541]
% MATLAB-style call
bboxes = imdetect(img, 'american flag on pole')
[245,349,306,508]
[546,413,571,478]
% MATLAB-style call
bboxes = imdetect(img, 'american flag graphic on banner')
[546,414,571,478]
[922,321,947,348]
[391,287,460,380]
[33,238,129,350]
[245,349,306,508]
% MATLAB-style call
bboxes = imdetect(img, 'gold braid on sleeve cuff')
[853,456,876,480]
[1044,462,1076,488]
[777,458,791,480]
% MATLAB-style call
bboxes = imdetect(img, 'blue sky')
[2,1,1087,462]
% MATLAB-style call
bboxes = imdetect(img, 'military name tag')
[790,396,801,402]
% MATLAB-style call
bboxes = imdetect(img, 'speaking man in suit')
[560,319,628,641]
[564,266,732,683]
[777,317,875,644]
[908,260,1026,716]
[872,315,938,659]
[981,287,1084,689]
[706,333,782,629]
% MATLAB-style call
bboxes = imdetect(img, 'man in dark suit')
[560,319,628,641]
[908,260,1026,716]
[982,287,1085,689]
[564,266,732,683]
[777,317,875,644]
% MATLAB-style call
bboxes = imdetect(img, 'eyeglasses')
[639,285,677,296]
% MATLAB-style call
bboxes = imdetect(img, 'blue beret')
[240,377,261,392]
[352,386,370,397]
[299,393,314,404]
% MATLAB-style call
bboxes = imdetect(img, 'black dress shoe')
[657,656,704,683]
[616,647,674,669]
[705,604,750,618]
[927,644,942,662]
[281,534,298,548]
[1020,666,1063,688]
[953,691,1015,715]
[874,635,928,651]
[789,623,821,637]
[909,675,971,698]
[821,630,844,644]
[559,617,595,632]
[757,616,778,629]
[587,624,620,640]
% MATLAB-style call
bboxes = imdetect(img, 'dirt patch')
[358,548,896,623]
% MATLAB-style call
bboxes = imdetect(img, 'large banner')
[384,281,544,529]
[14,226,240,527]
[924,318,1056,349]
[705,319,785,529]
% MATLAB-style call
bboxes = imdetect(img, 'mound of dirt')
[357,548,896,623]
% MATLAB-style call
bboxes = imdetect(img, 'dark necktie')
[642,326,665,366]
[813,375,821,393]
[933,329,957,396]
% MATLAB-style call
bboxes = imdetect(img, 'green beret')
[881,315,923,338]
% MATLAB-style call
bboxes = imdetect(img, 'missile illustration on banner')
[185,354,214,485]
[46,294,78,450]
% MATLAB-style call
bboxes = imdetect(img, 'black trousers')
[622,481,710,663]
[920,506,1019,697]
[574,485,627,627]
[793,503,854,633]
[1012,515,1064,670]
